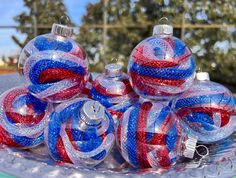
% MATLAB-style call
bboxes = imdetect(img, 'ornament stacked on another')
[128,18,195,101]
[20,23,89,103]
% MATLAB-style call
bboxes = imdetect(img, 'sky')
[0,0,98,57]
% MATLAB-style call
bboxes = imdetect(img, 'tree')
[78,0,236,87]
[184,0,236,86]
[1,55,7,65]
[78,0,185,72]
[13,0,71,48]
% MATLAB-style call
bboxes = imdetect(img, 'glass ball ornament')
[173,72,236,143]
[117,100,198,169]
[18,23,89,103]
[18,23,87,73]
[23,51,89,103]
[128,18,196,100]
[44,98,115,166]
[0,86,52,148]
[90,63,139,120]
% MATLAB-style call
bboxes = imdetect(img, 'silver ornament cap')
[105,63,122,77]
[51,23,73,37]
[81,100,105,126]
[153,24,173,36]
[153,17,173,36]
[196,72,210,81]
[182,136,198,159]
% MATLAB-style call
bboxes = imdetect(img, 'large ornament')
[18,23,86,72]
[20,23,89,103]
[128,18,196,100]
[23,51,89,103]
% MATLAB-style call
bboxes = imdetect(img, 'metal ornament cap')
[51,23,73,37]
[153,24,173,36]
[183,136,198,159]
[105,63,122,77]
[81,100,105,126]
[196,72,210,81]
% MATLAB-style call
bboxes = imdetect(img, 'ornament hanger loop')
[59,15,70,25]
[185,145,209,169]
[196,66,202,73]
[111,57,119,63]
[153,17,173,36]
[195,145,209,158]
[158,17,170,25]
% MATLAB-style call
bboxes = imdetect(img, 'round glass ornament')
[117,100,198,169]
[90,63,138,120]
[44,98,115,166]
[173,72,236,143]
[0,86,52,148]
[128,18,196,100]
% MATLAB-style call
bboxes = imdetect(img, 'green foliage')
[13,0,71,47]
[1,55,6,64]
[185,0,236,85]
[78,0,236,86]
[14,0,236,86]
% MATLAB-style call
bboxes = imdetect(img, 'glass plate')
[0,73,235,178]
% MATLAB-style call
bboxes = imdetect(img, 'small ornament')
[173,72,236,143]
[117,101,198,169]
[128,17,196,100]
[45,98,115,166]
[90,63,138,119]
[18,23,86,72]
[23,51,89,103]
[0,86,52,148]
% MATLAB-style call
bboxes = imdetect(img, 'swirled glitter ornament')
[90,63,138,119]
[117,101,198,169]
[23,51,89,103]
[0,86,52,148]
[173,72,236,143]
[18,23,86,72]
[45,98,115,166]
[128,18,196,100]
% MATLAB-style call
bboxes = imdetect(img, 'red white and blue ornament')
[18,23,86,72]
[117,101,197,169]
[128,18,196,100]
[0,86,52,148]
[44,98,115,166]
[20,23,89,103]
[173,72,236,143]
[23,51,89,103]
[90,63,138,119]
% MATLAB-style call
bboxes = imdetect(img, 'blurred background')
[0,0,235,92]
